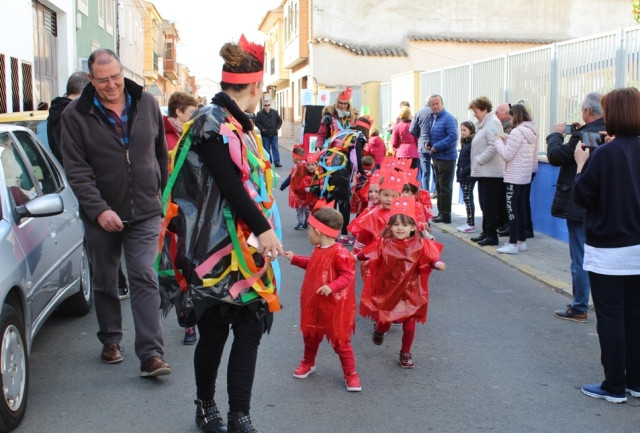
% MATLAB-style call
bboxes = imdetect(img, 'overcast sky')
[149,0,282,80]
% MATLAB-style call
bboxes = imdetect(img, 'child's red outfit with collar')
[290,243,358,375]
[288,163,315,208]
[358,236,443,352]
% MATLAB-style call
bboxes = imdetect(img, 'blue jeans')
[567,218,590,312]
[262,135,280,165]
[419,152,431,191]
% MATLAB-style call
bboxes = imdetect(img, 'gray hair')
[429,94,443,104]
[87,49,122,74]
[582,92,603,115]
[66,71,90,96]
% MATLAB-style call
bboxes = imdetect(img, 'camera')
[564,124,576,134]
[580,131,605,151]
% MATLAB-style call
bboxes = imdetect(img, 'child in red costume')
[290,154,319,229]
[283,206,361,392]
[357,196,445,368]
[365,127,387,168]
[348,169,404,254]
[400,169,433,238]
[350,154,376,216]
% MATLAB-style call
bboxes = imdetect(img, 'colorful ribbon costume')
[156,103,282,322]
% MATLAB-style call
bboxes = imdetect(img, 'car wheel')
[57,245,92,317]
[0,304,28,432]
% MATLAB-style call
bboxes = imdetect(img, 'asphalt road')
[15,169,640,433]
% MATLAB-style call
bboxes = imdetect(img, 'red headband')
[221,70,263,85]
[354,120,371,129]
[307,215,340,238]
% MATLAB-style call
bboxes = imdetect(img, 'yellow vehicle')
[0,111,49,149]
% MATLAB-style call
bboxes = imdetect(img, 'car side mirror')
[15,194,64,220]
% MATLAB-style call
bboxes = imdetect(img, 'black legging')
[194,308,265,412]
[336,199,351,235]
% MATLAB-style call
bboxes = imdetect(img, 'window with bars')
[0,54,6,114]
[22,63,33,111]
[11,57,19,112]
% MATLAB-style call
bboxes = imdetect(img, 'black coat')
[456,135,474,183]
[546,117,606,221]
[254,108,282,137]
[47,96,72,164]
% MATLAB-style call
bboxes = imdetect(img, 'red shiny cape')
[359,236,443,324]
[298,244,356,346]
[417,189,432,209]
[347,207,391,246]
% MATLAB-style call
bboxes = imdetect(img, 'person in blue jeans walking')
[255,100,283,167]
[546,92,604,323]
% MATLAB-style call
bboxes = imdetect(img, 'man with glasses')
[255,100,283,167]
[60,49,171,377]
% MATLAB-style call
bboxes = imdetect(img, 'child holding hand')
[282,206,361,392]
[357,196,445,368]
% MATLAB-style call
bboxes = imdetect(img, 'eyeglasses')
[92,70,124,85]
[337,101,349,105]
[264,104,270,107]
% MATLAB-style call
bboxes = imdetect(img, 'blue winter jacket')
[429,109,459,161]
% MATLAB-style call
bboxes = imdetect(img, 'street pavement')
[14,140,640,433]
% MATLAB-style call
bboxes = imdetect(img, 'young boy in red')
[291,153,320,229]
[283,205,361,392]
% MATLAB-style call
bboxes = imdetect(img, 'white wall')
[118,0,146,85]
[312,0,636,44]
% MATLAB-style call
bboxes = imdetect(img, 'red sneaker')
[345,372,362,392]
[293,360,316,378]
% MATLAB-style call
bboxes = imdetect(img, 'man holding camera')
[546,92,605,322]
[255,100,283,167]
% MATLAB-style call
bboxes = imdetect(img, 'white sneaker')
[456,224,468,232]
[496,243,518,254]
[517,242,527,252]
[462,225,476,233]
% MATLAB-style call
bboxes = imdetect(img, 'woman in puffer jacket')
[493,103,538,254]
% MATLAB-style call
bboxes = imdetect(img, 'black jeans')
[477,177,504,237]
[589,272,640,395]
[195,307,265,412]
[432,159,455,219]
[505,183,528,244]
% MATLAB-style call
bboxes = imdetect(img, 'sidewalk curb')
[432,222,573,299]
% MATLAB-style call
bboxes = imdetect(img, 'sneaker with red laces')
[399,351,414,368]
[293,361,316,378]
[344,372,362,392]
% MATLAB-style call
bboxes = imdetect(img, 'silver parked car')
[0,125,91,432]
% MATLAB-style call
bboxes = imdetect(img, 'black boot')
[227,411,258,433]
[195,399,227,433]
[477,235,499,246]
